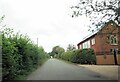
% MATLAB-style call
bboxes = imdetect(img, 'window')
[110,48,119,54]
[109,35,118,45]
[83,40,90,49]
[116,49,119,54]
[79,45,82,49]
[83,43,86,48]
[87,40,90,48]
[111,23,114,26]
[92,38,95,45]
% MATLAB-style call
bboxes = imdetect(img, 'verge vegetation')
[51,46,96,65]
[1,28,49,80]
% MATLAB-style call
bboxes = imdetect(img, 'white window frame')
[87,40,90,48]
[83,42,86,49]
[92,38,95,45]
[79,45,82,49]
[83,40,90,49]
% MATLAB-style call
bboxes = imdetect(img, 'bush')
[61,48,96,64]
[61,50,73,61]
[2,28,49,80]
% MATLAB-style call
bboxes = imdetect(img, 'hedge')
[2,28,49,80]
[61,48,96,64]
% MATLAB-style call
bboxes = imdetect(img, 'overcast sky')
[0,0,92,52]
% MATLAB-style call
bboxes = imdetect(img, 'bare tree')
[67,44,76,51]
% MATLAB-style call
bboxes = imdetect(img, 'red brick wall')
[94,22,119,54]
[94,22,119,65]
[118,26,120,49]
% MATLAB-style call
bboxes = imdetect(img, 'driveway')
[78,65,119,80]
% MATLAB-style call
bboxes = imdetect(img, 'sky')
[0,0,92,52]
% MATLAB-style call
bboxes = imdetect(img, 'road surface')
[27,58,109,80]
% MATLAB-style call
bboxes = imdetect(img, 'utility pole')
[37,38,38,47]
[113,49,118,65]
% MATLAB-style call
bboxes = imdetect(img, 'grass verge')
[14,58,49,80]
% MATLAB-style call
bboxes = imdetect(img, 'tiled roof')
[77,31,97,45]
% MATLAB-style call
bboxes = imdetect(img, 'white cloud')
[0,0,91,52]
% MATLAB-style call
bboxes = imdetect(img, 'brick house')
[77,20,120,65]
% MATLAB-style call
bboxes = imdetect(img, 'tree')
[0,15,6,30]
[71,0,120,32]
[0,15,5,46]
[67,44,76,51]
[51,46,65,58]
[0,15,5,23]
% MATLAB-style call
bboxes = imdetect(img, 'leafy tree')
[67,44,76,51]
[71,0,120,32]
[51,46,65,58]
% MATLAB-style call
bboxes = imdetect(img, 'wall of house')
[94,22,119,65]
[77,21,119,65]
[78,36,95,50]
[118,26,120,50]
[91,37,97,53]
[94,22,119,53]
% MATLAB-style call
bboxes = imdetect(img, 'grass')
[14,58,49,80]
[14,67,37,80]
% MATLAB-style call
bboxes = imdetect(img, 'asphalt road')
[27,58,109,80]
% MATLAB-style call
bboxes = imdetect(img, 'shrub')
[61,50,73,61]
[2,28,49,80]
[61,48,96,64]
